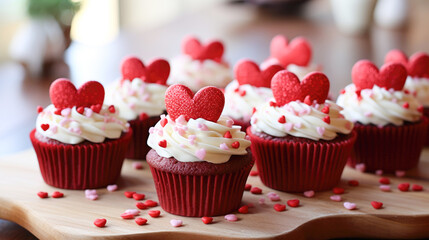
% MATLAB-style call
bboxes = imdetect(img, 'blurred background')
[0,0,429,238]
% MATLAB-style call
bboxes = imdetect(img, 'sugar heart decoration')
[165,84,224,122]
[270,35,312,67]
[49,78,105,110]
[182,36,224,62]
[385,49,429,78]
[121,57,170,85]
[234,59,284,88]
[271,70,329,106]
[352,60,407,91]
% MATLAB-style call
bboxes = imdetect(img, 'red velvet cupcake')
[248,70,356,192]
[337,60,427,173]
[30,79,131,189]
[106,56,170,160]
[146,84,253,217]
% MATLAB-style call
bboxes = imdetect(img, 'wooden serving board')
[1,150,429,240]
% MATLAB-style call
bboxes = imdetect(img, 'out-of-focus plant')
[27,0,80,26]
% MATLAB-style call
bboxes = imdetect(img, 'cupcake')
[385,50,429,144]
[261,35,321,80]
[146,84,253,217]
[337,60,427,173]
[106,56,170,160]
[222,59,284,130]
[30,78,131,189]
[248,70,356,192]
[167,36,232,92]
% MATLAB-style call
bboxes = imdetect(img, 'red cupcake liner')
[232,118,251,132]
[348,118,428,173]
[126,116,159,160]
[148,156,254,217]
[424,108,429,145]
[30,129,132,189]
[247,128,357,192]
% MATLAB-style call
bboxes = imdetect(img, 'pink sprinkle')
[392,98,397,103]
[195,149,206,160]
[85,108,93,118]
[188,135,196,145]
[149,127,155,134]
[316,127,325,136]
[395,170,406,177]
[176,115,187,125]
[86,194,98,200]
[170,219,183,227]
[179,143,186,148]
[259,198,266,205]
[284,123,293,131]
[220,143,229,150]
[176,128,185,136]
[330,195,342,202]
[303,190,315,198]
[157,129,163,136]
[375,170,383,176]
[251,117,258,125]
[132,162,143,170]
[129,102,136,109]
[70,127,82,135]
[142,94,150,101]
[107,184,118,192]
[59,118,70,127]
[85,189,97,196]
[50,126,58,134]
[61,108,71,117]
[128,89,136,95]
[226,119,234,128]
[355,163,366,172]
[267,192,280,201]
[197,123,208,131]
[364,112,373,117]
[125,209,140,216]
[343,202,357,210]
[294,122,302,129]
[380,185,391,192]
[224,214,238,222]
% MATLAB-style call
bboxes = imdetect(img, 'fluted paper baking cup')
[126,116,159,160]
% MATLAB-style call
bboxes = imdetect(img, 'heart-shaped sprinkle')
[343,202,356,210]
[135,217,147,225]
[287,199,300,207]
[144,199,158,208]
[330,195,342,202]
[201,217,213,224]
[332,187,345,194]
[352,60,407,91]
[41,124,50,131]
[231,141,240,149]
[267,192,280,201]
[165,84,224,122]
[52,191,64,198]
[348,180,359,187]
[379,177,390,185]
[375,170,383,176]
[125,209,140,216]
[158,140,167,148]
[411,184,423,191]
[182,36,224,62]
[170,219,183,227]
[121,57,170,85]
[238,205,249,214]
[124,191,136,198]
[136,202,147,210]
[278,115,286,123]
[270,35,312,67]
[398,183,410,192]
[273,204,286,212]
[371,201,383,209]
[271,70,330,106]
[234,59,283,88]
[86,194,98,201]
[303,190,315,198]
[121,212,134,219]
[395,170,406,177]
[249,171,259,176]
[94,218,107,228]
[355,163,366,172]
[107,184,118,192]
[37,106,43,113]
[250,187,262,194]
[244,184,252,191]
[133,193,145,201]
[195,148,206,160]
[224,214,238,222]
[148,210,161,218]
[85,189,97,196]
[37,191,48,199]
[224,131,232,138]
[379,185,391,192]
[385,49,429,78]
[132,162,143,170]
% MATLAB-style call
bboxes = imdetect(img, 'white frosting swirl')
[251,100,353,141]
[105,78,167,120]
[404,76,429,107]
[222,80,273,121]
[168,55,232,92]
[336,84,422,126]
[36,104,129,144]
[260,58,321,80]
[147,115,250,164]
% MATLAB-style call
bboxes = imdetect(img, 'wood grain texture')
[0,149,429,240]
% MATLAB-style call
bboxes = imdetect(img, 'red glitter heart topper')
[182,36,224,63]
[165,84,225,122]
[271,70,330,106]
[49,78,105,111]
[121,57,170,85]
[269,35,312,67]
[352,60,407,91]
[384,49,429,78]
[234,59,284,88]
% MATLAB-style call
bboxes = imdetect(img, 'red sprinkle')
[231,141,240,149]
[77,106,84,114]
[158,140,167,148]
[348,180,359,187]
[371,201,383,209]
[412,184,423,191]
[52,191,64,198]
[332,187,345,194]
[269,101,277,107]
[41,124,50,131]
[287,199,300,208]
[379,177,390,185]
[340,89,346,94]
[54,108,62,115]
[94,218,107,227]
[148,210,161,218]
[417,105,424,113]
[124,191,136,198]
[108,105,116,113]
[135,217,148,225]
[144,200,158,208]
[250,187,262,195]
[234,88,240,93]
[404,89,410,94]
[136,202,148,210]
[160,118,168,127]
[139,112,149,120]
[91,104,102,113]
[304,95,312,105]
[244,184,252,191]
[238,205,249,214]
[398,183,410,192]
[239,90,246,96]
[252,107,257,114]
[121,212,134,219]
[323,116,331,124]
[402,102,409,109]
[249,171,259,176]
[37,106,43,113]
[321,106,330,114]
[201,216,213,224]
[276,115,286,124]
[223,131,232,138]
[37,191,48,199]
[133,193,145,201]
[273,204,286,212]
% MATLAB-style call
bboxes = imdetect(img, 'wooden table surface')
[1,0,429,239]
